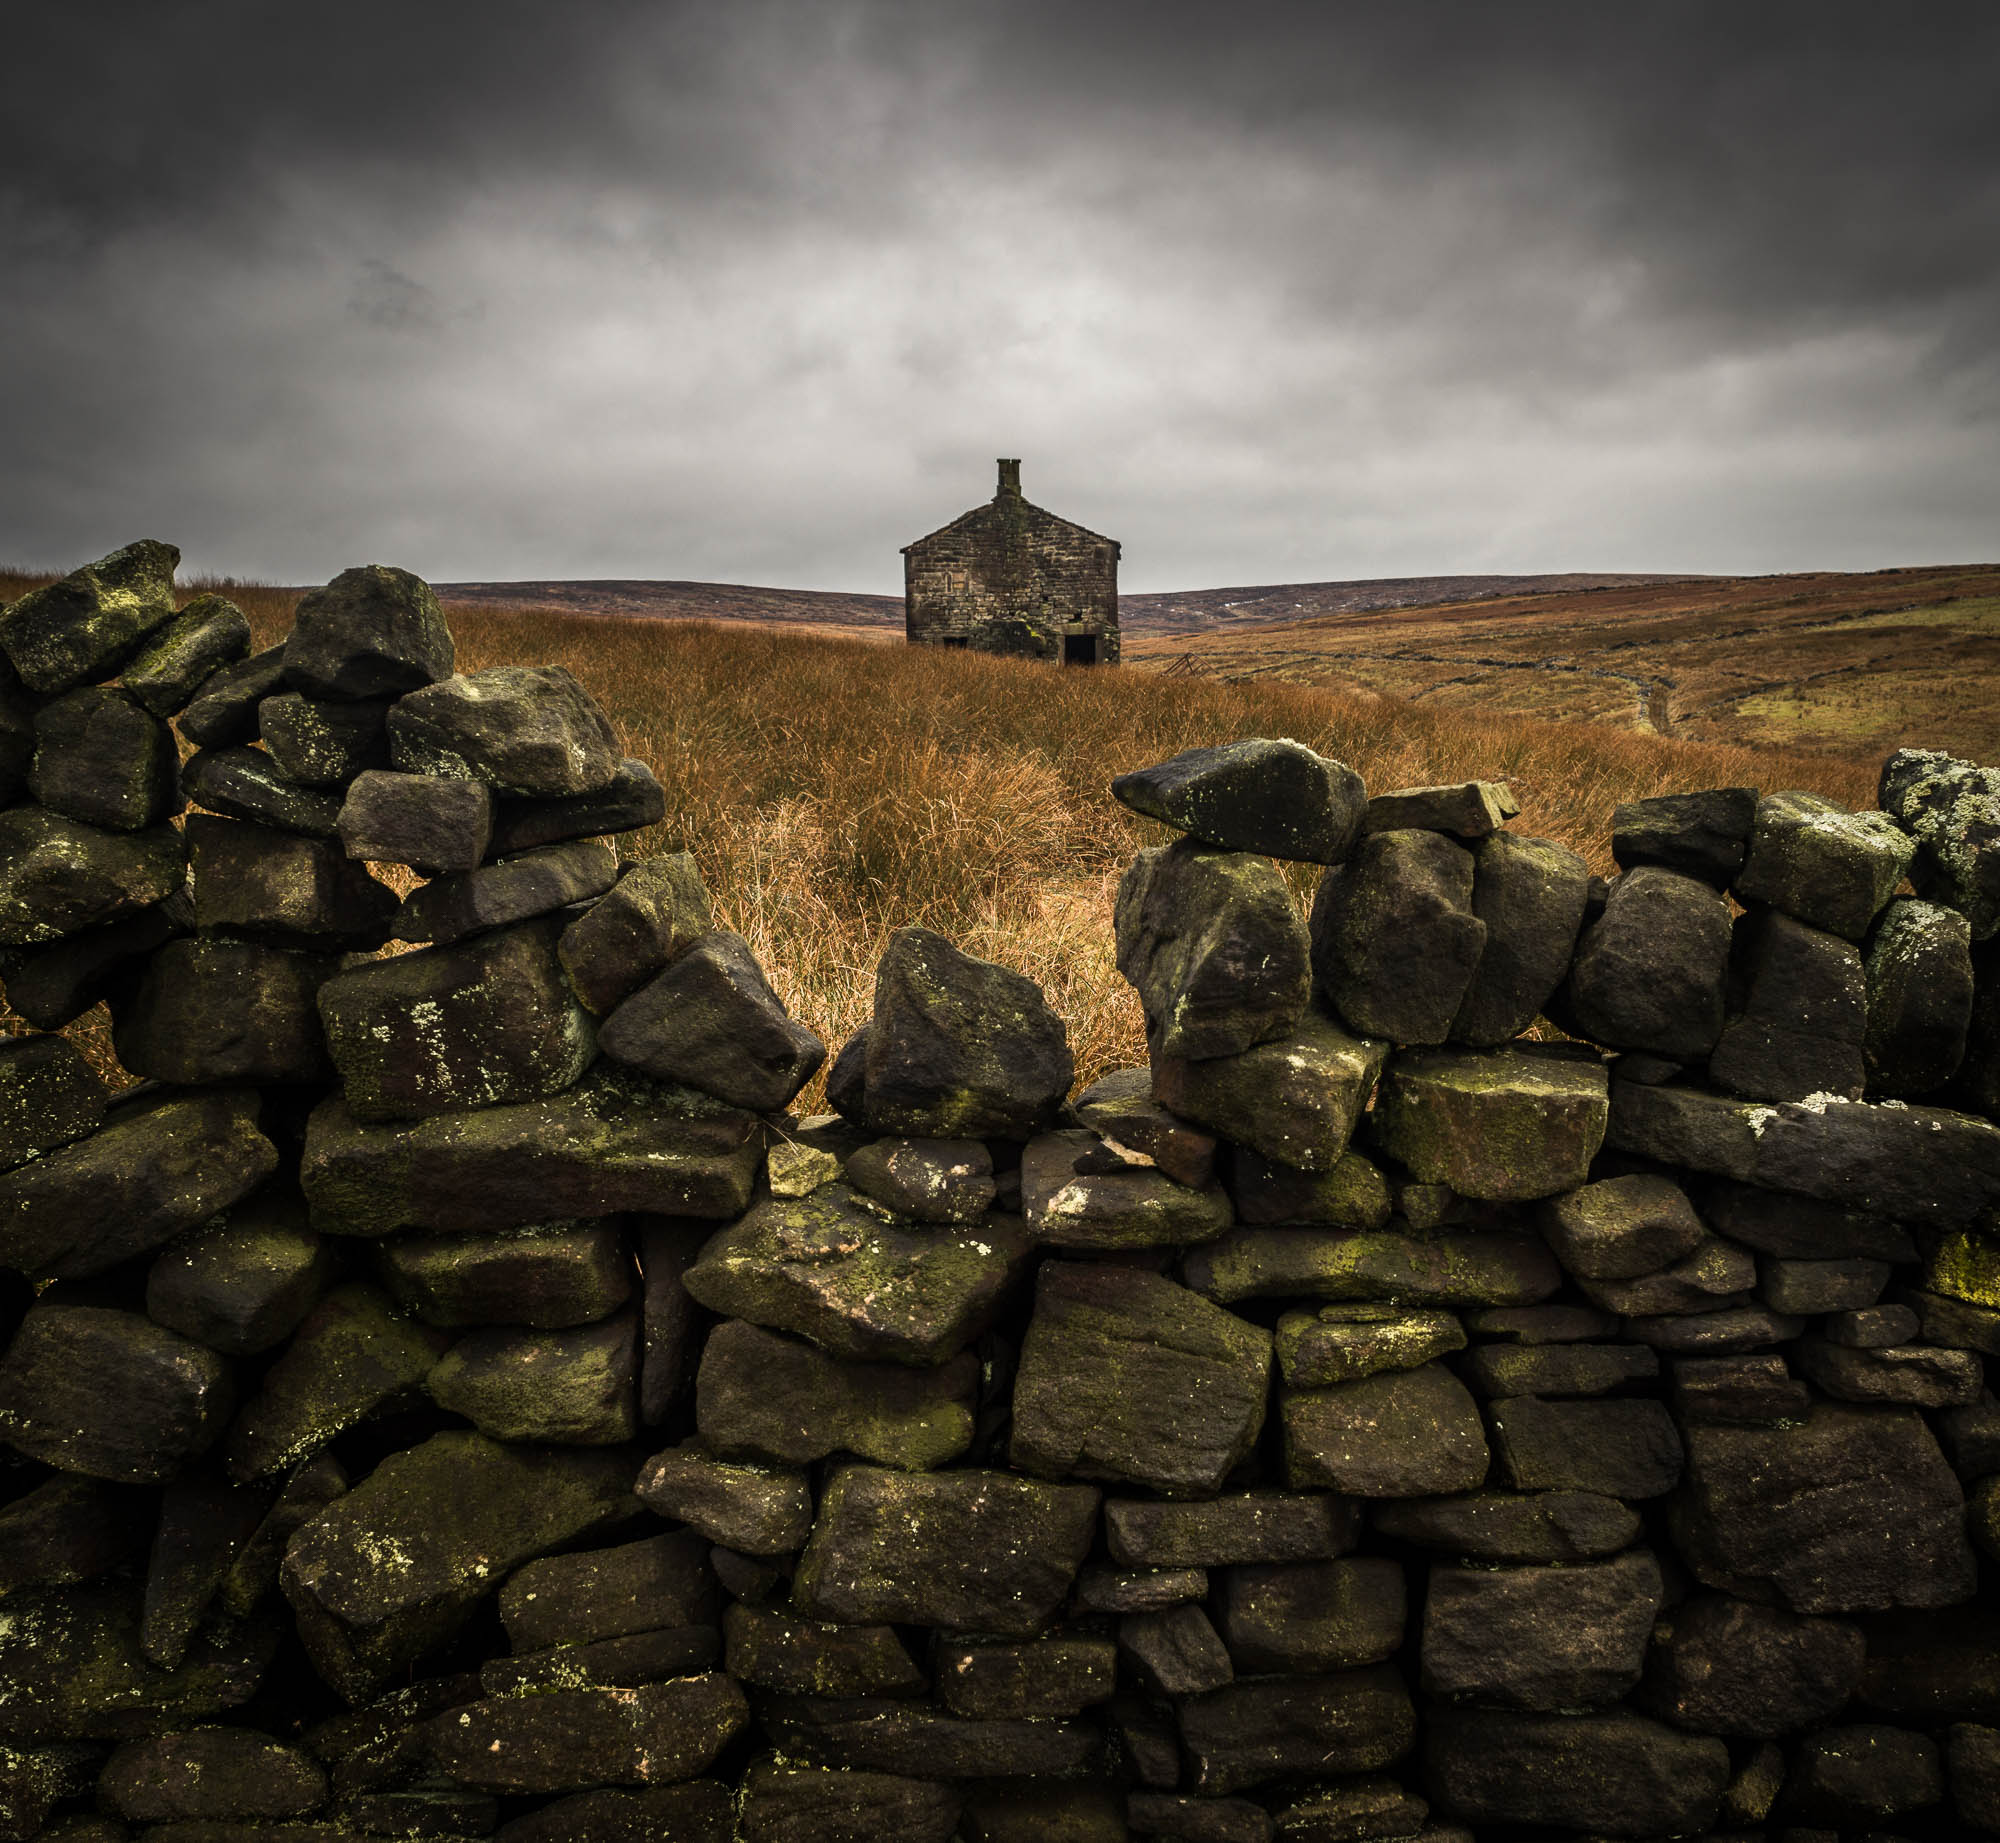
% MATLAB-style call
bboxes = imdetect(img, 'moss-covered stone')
[1069,1065,1219,1186]
[1566,864,1732,1057]
[427,1307,638,1445]
[394,838,618,947]
[258,691,393,789]
[1273,1304,1465,1386]
[1370,1489,1641,1563]
[1182,1224,1560,1309]
[488,757,667,857]
[0,1032,104,1172]
[283,565,454,702]
[177,643,287,748]
[1019,1128,1233,1249]
[1490,1396,1682,1500]
[182,744,345,836]
[189,813,397,949]
[1281,1360,1488,1496]
[1710,908,1867,1103]
[1881,746,2000,940]
[1612,784,1759,885]
[115,937,338,1086]
[843,1135,993,1223]
[99,1726,327,1822]
[1110,738,1367,863]
[1538,1172,1704,1280]
[1736,790,1915,939]
[759,1695,1100,1779]
[0,806,184,945]
[555,851,712,1014]
[29,687,181,830]
[387,665,620,797]
[738,1757,961,1843]
[499,1531,716,1653]
[0,540,180,694]
[146,1190,335,1355]
[336,768,493,872]
[635,1441,812,1555]
[937,1632,1117,1721]
[374,1220,630,1328]
[721,1604,924,1698]
[1216,1556,1405,1675]
[1452,830,1591,1046]
[121,592,252,716]
[1179,1668,1415,1795]
[1865,897,1975,1096]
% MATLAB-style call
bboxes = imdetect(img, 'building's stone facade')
[903,459,1121,664]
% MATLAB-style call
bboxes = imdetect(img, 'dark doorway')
[941,636,969,649]
[1064,633,1099,666]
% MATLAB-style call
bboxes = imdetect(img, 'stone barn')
[902,459,1120,664]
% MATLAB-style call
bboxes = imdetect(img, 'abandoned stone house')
[902,459,1121,664]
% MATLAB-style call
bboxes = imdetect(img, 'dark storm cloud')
[3,1,1995,588]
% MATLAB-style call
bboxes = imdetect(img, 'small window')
[945,569,969,593]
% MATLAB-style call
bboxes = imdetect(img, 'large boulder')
[1865,897,1975,1095]
[188,813,397,949]
[283,565,455,701]
[1881,746,2000,939]
[1735,790,1915,940]
[115,937,337,1086]
[0,540,180,693]
[1565,865,1731,1056]
[1281,1361,1488,1497]
[0,807,184,945]
[1709,908,1867,1101]
[393,839,619,946]
[558,851,714,1014]
[388,665,620,795]
[1109,739,1367,862]
[1637,1593,1865,1736]
[29,687,180,830]
[1612,786,1759,885]
[1452,832,1590,1045]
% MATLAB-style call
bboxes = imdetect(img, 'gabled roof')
[902,493,1121,555]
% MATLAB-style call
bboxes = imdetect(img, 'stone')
[1153,1005,1386,1173]
[1020,1128,1233,1249]
[940,1632,1118,1717]
[1128,1792,1274,1843]
[1282,1361,1488,1497]
[500,1531,717,1651]
[1572,1231,1756,1315]
[317,916,595,1121]
[1783,1723,1943,1826]
[1859,1604,2000,1721]
[1736,790,1916,939]
[1673,1401,1975,1612]
[737,1757,959,1843]
[1010,1262,1271,1495]
[337,769,494,872]
[0,1032,104,1170]
[768,1137,843,1198]
[487,758,668,856]
[1538,1173,1704,1278]
[375,1221,629,1328]
[300,1066,761,1234]
[1566,864,1732,1055]
[0,884,190,1030]
[0,1304,232,1482]
[759,1697,1097,1778]
[597,929,824,1111]
[1451,831,1591,1045]
[1114,839,1310,1059]
[122,592,252,715]
[224,1281,449,1480]
[1274,1305,1466,1388]
[1795,1336,1982,1408]
[1216,1556,1404,1674]
[1826,1301,1919,1346]
[0,664,29,803]
[861,927,1071,1139]
[30,687,180,829]
[0,806,184,944]
[1625,1302,1805,1351]
[0,1088,275,1280]
[681,1184,1030,1364]
[1881,746,2000,939]
[1310,829,1484,1044]
[1702,1177,1917,1260]
[1939,1389,2000,1476]
[1179,1668,1416,1795]
[1119,1603,1233,1695]
[1671,1352,1810,1423]
[189,813,397,948]
[1761,1254,1890,1313]
[394,839,618,945]
[481,1625,721,1698]
[493,1782,731,1843]
[181,744,344,835]
[1370,1489,1640,1563]
[427,1309,639,1444]
[1489,1395,1682,1498]
[723,1603,923,1697]
[1950,1723,2000,1831]
[0,539,179,693]
[427,1678,746,1794]
[283,566,454,700]
[1637,1593,1864,1736]
[1184,1224,1560,1309]
[1104,1492,1358,1567]
[637,1218,704,1425]
[279,1432,638,1700]
[259,692,392,787]
[0,1476,150,1594]
[694,1318,975,1470]
[99,1727,327,1822]
[1463,1301,1619,1341]
[1370,1046,1608,1201]
[1228,1146,1390,1228]
[792,1464,1098,1637]
[843,1136,993,1222]
[0,1746,93,1839]
[1865,897,1975,1094]
[144,1479,263,1668]
[177,643,288,748]
[147,1192,335,1355]
[1459,1340,1657,1397]
[1710,908,1868,1101]
[1612,785,1759,885]
[1364,779,1518,838]
[635,1443,811,1555]
[555,852,712,1013]
[1074,1565,1208,1613]
[1905,1284,2000,1356]
[1109,739,1367,862]
[388,665,618,796]
[1425,1707,1728,1835]
[115,937,337,1085]
[1071,1066,1220,1187]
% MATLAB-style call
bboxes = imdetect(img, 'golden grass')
[1,570,1883,1108]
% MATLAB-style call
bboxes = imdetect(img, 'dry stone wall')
[1,544,1999,1842]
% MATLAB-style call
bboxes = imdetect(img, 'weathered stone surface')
[279,1432,637,1699]
[1464,1300,1619,1341]
[844,1136,993,1223]
[597,929,823,1111]
[1451,831,1590,1045]
[337,769,494,872]
[682,1184,1029,1365]
[1710,907,1868,1101]
[860,927,1072,1139]
[0,1031,104,1170]
[0,887,190,1029]
[1010,1263,1270,1496]
[1365,779,1518,838]
[1216,1556,1404,1674]
[1489,1395,1683,1498]
[492,1781,731,1843]
[1425,1707,1728,1836]
[1538,1172,1705,1278]
[1020,1129,1233,1249]
[317,916,594,1121]
[555,852,712,1015]
[637,1218,704,1426]
[1070,1066,1220,1187]
[1784,1722,1943,1826]
[178,643,288,748]
[1179,1668,1415,1795]
[1566,864,1732,1056]
[1274,1304,1464,1387]
[1702,1175,1917,1260]
[1283,1361,1487,1497]
[388,666,618,796]
[30,687,180,830]
[284,566,454,702]
[500,1530,716,1651]
[1310,829,1484,1044]
[1104,1492,1358,1568]
[99,1727,327,1822]
[122,593,252,716]
[1908,1283,2000,1356]
[300,1067,760,1235]
[1110,739,1367,863]
[1573,1230,1755,1316]
[1827,1300,1919,1346]
[1883,745,2000,939]
[792,1463,1097,1637]
[190,814,397,949]
[375,1220,628,1328]
[1420,1550,1661,1709]
[1372,1045,1607,1201]
[1127,1791,1273,1843]
[147,1192,334,1355]
[636,1442,812,1555]
[258,693,392,788]
[1228,1146,1389,1228]
[1669,1352,1810,1423]
[429,1308,639,1445]
[0,806,184,944]
[737,1757,960,1843]
[941,1631,1118,1718]
[0,1305,232,1482]
[1612,786,1759,885]
[1153,1005,1386,1173]
[1795,1335,1982,1407]
[0,540,179,693]
[1626,1301,1805,1352]
[1115,839,1310,1058]
[394,839,618,946]
[1637,1593,1864,1736]
[695,1318,975,1470]
[1075,1564,1207,1614]
[1736,790,1916,939]
[0,1475,149,1594]
[1371,1488,1641,1563]
[1673,1401,1975,1612]
[1185,1224,1560,1309]
[1118,1602,1232,1696]
[181,745,344,835]
[1460,1339,1657,1397]
[0,1088,275,1278]
[760,1696,1097,1778]
[487,757,668,856]
[428,1678,746,1793]
[1865,896,1975,1094]
[723,1603,922,1699]
[116,938,337,1085]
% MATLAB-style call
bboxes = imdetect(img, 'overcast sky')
[4,2,1996,592]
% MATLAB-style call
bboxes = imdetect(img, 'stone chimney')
[997,458,1021,499]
